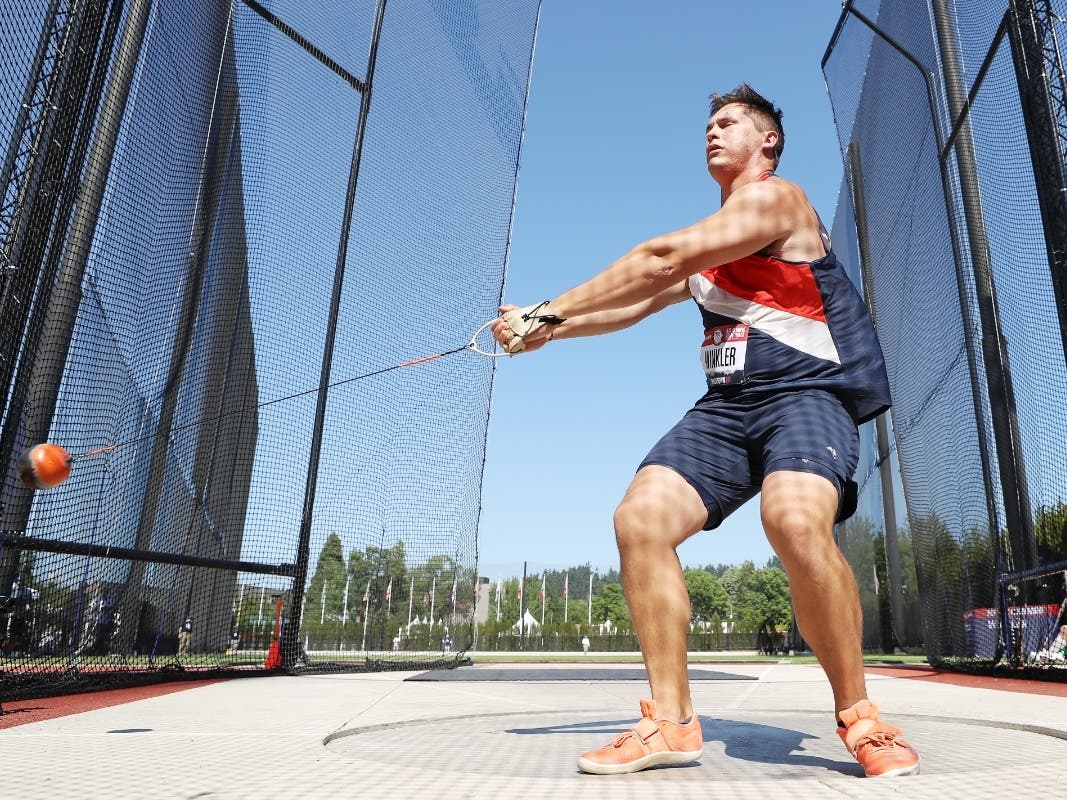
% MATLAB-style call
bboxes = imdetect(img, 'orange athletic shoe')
[837,699,920,777]
[577,698,703,775]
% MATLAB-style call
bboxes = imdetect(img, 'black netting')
[0,0,539,702]
[824,0,1067,674]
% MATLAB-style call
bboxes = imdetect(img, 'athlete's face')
[705,103,775,177]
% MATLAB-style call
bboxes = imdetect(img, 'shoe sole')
[869,759,920,778]
[577,748,703,775]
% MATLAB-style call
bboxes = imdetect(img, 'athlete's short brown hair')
[709,83,785,167]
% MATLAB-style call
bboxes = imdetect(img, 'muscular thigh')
[638,398,761,531]
[760,469,840,548]
[753,389,860,522]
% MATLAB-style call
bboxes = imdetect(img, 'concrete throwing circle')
[325,708,1067,788]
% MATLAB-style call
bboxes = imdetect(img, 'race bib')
[700,324,749,385]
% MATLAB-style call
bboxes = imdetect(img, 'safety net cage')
[824,0,1067,676]
[0,0,540,703]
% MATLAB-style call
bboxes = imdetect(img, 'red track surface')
[0,678,225,729]
[864,664,1067,697]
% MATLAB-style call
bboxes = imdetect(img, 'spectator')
[178,617,192,656]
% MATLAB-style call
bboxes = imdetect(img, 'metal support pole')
[847,141,908,649]
[932,0,1036,576]
[1006,0,1067,370]
[113,2,238,654]
[826,0,1028,659]
[283,0,391,669]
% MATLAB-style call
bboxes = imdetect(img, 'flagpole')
[588,571,593,627]
[430,575,436,628]
[495,579,502,621]
[540,572,546,628]
[233,582,245,629]
[342,576,350,626]
[564,573,569,625]
[407,575,414,626]
[360,579,371,651]
[520,561,527,650]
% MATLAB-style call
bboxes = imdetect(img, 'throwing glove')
[500,301,566,353]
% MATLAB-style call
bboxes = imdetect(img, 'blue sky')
[478,1,850,579]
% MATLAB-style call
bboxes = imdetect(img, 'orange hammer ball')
[17,443,73,489]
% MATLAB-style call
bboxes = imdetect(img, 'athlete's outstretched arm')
[547,178,794,321]
[492,281,689,353]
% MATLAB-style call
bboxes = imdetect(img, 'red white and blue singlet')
[687,246,891,425]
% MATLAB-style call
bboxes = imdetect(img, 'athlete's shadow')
[698,715,862,777]
[505,715,861,777]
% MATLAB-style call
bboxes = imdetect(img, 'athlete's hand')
[493,302,564,354]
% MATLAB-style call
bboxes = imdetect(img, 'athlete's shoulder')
[727,173,809,212]
[762,174,815,206]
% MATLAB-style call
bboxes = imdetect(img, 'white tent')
[512,609,540,632]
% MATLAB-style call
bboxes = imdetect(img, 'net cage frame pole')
[1006,1,1067,396]
[932,0,1037,578]
[0,0,118,593]
[116,2,245,656]
[846,141,908,650]
[824,1,1040,661]
[281,0,390,671]
[0,0,152,596]
[0,532,294,577]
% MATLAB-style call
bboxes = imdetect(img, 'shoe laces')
[855,726,908,754]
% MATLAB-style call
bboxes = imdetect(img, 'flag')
[386,578,393,602]
[362,579,371,605]
[563,574,568,598]
[538,575,545,602]
[451,577,457,608]
[873,565,880,596]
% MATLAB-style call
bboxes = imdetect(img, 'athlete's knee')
[613,467,706,552]
[613,492,662,552]
[761,501,826,542]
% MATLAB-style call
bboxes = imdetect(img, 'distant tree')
[751,566,791,629]
[961,526,996,609]
[592,583,629,626]
[307,533,348,625]
[765,555,785,571]
[720,561,759,629]
[684,569,729,622]
[1034,501,1067,564]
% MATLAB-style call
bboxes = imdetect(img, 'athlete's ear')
[762,129,779,159]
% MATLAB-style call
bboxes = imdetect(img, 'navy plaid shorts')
[639,388,860,530]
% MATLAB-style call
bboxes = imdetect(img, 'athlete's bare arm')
[547,280,691,340]
[492,281,690,352]
[540,177,823,322]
